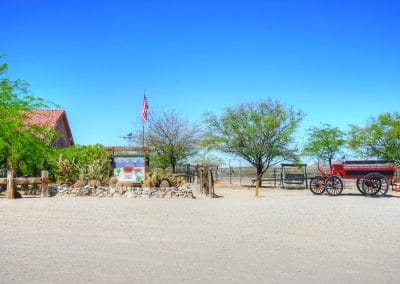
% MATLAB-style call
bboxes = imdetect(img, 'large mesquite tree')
[202,99,303,183]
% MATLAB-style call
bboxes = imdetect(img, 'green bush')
[52,144,109,184]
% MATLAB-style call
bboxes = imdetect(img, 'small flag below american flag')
[141,92,149,122]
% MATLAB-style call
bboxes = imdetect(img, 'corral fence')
[215,166,312,188]
[176,164,310,187]
[0,171,50,199]
[175,164,200,183]
[175,164,215,197]
[172,163,400,189]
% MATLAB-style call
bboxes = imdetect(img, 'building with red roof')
[25,109,74,147]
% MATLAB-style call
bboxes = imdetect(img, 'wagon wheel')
[376,177,390,196]
[310,177,325,195]
[361,173,389,196]
[325,176,343,196]
[356,179,366,195]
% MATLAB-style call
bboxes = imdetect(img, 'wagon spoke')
[325,176,343,196]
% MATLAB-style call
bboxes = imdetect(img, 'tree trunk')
[171,156,177,173]
[256,165,264,187]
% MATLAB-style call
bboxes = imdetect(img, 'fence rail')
[0,171,49,199]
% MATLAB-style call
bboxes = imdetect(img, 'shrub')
[109,176,118,187]
[52,144,109,184]
[78,158,108,184]
[142,174,156,187]
[55,155,76,185]
[143,170,185,188]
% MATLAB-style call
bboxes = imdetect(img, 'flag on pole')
[141,93,149,121]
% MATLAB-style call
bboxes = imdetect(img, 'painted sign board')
[113,156,145,183]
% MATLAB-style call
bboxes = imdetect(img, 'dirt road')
[1,187,400,283]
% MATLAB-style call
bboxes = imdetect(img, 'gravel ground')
[1,186,400,284]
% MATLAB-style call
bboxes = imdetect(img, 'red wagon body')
[310,160,398,196]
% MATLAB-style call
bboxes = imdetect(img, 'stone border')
[53,184,194,198]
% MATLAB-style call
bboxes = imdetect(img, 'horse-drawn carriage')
[310,160,398,196]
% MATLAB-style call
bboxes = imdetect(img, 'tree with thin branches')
[132,109,202,173]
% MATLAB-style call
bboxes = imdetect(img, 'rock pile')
[53,184,194,199]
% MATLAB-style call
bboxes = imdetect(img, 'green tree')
[348,112,400,164]
[202,99,303,183]
[303,124,346,167]
[148,151,170,170]
[0,58,53,176]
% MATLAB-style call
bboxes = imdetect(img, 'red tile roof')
[25,109,64,127]
[23,109,74,147]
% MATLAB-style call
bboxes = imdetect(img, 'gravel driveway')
[1,187,400,283]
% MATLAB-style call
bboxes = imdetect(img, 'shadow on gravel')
[211,193,224,198]
[338,192,400,198]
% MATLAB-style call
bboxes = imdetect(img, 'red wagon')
[310,160,398,196]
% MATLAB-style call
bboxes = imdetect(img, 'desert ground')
[1,184,400,284]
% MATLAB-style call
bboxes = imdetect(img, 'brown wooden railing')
[0,171,49,199]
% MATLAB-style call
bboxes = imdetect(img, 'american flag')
[141,93,149,121]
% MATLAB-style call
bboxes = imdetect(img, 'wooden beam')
[6,171,15,199]
[255,179,260,197]
[13,177,42,185]
[104,146,148,152]
[41,171,49,198]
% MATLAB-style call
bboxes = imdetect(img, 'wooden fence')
[0,171,49,199]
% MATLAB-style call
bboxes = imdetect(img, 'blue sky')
[1,0,399,152]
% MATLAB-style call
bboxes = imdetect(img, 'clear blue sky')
[1,0,399,148]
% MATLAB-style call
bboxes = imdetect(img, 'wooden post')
[255,179,260,197]
[203,166,210,196]
[208,169,214,198]
[194,175,199,193]
[41,170,49,198]
[6,171,15,199]
[199,168,203,194]
[304,165,308,189]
